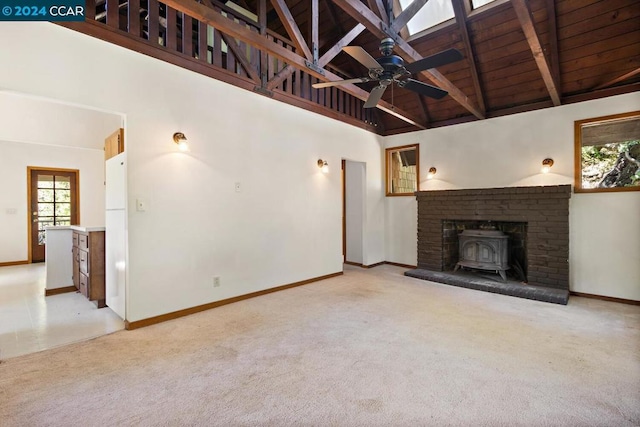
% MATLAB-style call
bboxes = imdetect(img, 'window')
[398,0,454,36]
[386,144,419,196]
[471,0,499,10]
[574,111,640,193]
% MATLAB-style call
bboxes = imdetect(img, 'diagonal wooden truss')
[326,0,567,119]
[163,0,428,129]
[161,0,575,127]
[511,0,561,106]
[331,0,485,120]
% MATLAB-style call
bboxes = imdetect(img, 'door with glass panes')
[29,168,79,262]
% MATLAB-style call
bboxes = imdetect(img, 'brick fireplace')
[406,185,572,303]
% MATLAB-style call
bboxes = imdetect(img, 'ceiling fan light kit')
[312,38,463,109]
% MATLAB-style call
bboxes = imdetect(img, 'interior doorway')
[27,168,79,262]
[342,160,366,266]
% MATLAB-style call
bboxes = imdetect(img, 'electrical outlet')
[213,276,221,287]
[234,182,241,193]
[136,199,146,212]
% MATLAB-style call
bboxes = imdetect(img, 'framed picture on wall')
[574,111,640,193]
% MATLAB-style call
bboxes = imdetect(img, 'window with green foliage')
[574,112,640,193]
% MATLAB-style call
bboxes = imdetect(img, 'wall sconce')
[541,158,554,174]
[173,132,189,151]
[317,159,329,173]
[427,167,437,179]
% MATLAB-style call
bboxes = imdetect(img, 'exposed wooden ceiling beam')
[266,65,297,90]
[267,23,365,91]
[319,23,366,67]
[220,32,262,83]
[367,0,388,25]
[511,0,561,106]
[331,0,485,119]
[593,68,640,91]
[451,0,485,114]
[311,0,319,61]
[322,0,365,78]
[391,0,410,40]
[258,0,268,85]
[545,0,561,96]
[391,0,428,35]
[162,0,427,129]
[270,0,313,60]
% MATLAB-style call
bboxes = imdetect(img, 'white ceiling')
[0,91,122,150]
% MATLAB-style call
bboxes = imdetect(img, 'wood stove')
[454,229,509,281]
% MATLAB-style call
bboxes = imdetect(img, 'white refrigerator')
[105,152,127,320]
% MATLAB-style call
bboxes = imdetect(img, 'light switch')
[136,199,146,212]
[234,182,242,193]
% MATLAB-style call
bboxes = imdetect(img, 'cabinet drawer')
[79,273,88,297]
[79,250,89,275]
[78,233,89,250]
[72,232,79,248]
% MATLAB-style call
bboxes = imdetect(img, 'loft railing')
[82,0,379,128]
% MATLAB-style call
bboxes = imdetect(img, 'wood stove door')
[477,242,497,264]
[461,241,477,262]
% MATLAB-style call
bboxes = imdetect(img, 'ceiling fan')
[312,38,463,108]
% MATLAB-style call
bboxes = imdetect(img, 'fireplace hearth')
[405,185,571,304]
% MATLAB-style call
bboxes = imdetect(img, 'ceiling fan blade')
[343,46,383,71]
[363,85,387,108]
[402,79,448,99]
[312,77,371,89]
[405,48,464,74]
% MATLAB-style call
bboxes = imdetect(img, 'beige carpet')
[1,265,639,426]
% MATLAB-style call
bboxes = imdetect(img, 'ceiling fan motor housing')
[380,37,396,56]
[377,55,407,84]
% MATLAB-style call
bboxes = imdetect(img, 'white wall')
[0,92,121,263]
[345,161,365,264]
[570,192,640,300]
[0,91,122,150]
[2,22,635,321]
[0,140,106,263]
[385,92,640,300]
[0,23,385,322]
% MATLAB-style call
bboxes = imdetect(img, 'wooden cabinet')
[105,128,124,161]
[72,230,106,308]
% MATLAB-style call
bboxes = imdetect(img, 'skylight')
[398,0,454,36]
[472,0,499,9]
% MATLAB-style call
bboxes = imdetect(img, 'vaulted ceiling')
[65,0,640,135]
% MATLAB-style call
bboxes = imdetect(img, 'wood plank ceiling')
[67,0,640,135]
[251,0,640,134]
